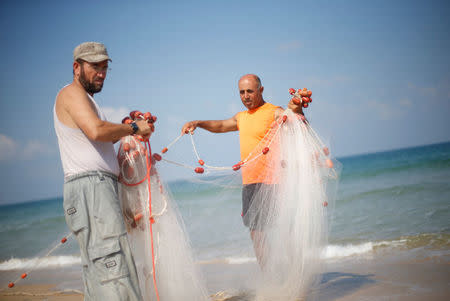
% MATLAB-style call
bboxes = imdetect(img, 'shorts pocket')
[63,189,88,233]
[88,238,130,284]
[93,178,127,239]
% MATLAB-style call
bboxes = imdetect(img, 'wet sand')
[1,251,449,300]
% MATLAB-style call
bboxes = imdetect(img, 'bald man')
[181,74,304,266]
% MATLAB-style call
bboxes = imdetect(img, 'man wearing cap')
[54,42,149,300]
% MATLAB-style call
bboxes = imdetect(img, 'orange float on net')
[303,102,309,108]
[325,158,334,168]
[21,273,27,279]
[61,237,67,244]
[195,167,204,174]
[123,143,131,152]
[129,110,138,119]
[144,112,152,120]
[131,110,143,119]
[303,87,307,91]
[8,282,14,288]
[302,96,310,103]
[152,153,162,161]
[292,97,301,105]
[134,213,144,222]
[198,159,205,166]
[300,90,308,97]
[122,117,132,124]
[282,115,288,123]
[126,166,135,178]
[129,139,136,149]
[262,147,269,155]
[323,201,328,207]
[151,116,157,123]
[132,150,140,159]
[289,88,296,95]
[323,147,330,156]
[307,90,312,97]
[232,164,241,171]
[150,217,155,224]
[161,147,168,154]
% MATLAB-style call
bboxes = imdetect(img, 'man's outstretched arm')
[181,114,238,135]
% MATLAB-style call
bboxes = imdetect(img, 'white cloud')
[101,106,130,123]
[22,140,55,159]
[0,134,18,161]
[0,134,55,161]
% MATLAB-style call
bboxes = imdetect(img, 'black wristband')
[130,122,139,134]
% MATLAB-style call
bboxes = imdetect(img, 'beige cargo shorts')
[64,171,143,301]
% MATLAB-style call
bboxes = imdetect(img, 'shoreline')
[1,249,449,300]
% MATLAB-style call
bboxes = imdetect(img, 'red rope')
[145,140,160,301]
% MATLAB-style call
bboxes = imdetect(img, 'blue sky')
[0,0,449,204]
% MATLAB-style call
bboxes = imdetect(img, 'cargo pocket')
[88,238,130,284]
[93,177,127,239]
[63,189,88,233]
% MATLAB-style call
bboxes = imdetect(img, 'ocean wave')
[225,256,257,264]
[0,255,81,271]
[202,240,411,265]
[321,240,406,259]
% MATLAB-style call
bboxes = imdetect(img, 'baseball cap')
[73,42,112,63]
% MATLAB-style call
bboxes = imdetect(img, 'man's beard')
[79,66,103,94]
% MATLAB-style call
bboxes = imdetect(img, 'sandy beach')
[1,250,449,301]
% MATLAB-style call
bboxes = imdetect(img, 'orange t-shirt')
[236,102,280,184]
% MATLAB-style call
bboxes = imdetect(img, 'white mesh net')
[118,136,209,301]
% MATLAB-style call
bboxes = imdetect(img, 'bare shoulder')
[56,84,89,108]
[55,84,95,128]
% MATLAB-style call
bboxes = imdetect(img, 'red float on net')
[134,213,144,222]
[325,158,334,168]
[195,167,204,174]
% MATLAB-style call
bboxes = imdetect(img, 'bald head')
[238,74,264,110]
[239,74,262,88]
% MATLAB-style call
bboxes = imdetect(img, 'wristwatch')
[130,122,139,134]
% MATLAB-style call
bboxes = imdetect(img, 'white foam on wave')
[322,239,407,259]
[0,255,81,271]
[322,242,374,259]
[225,256,257,265]
[212,240,409,265]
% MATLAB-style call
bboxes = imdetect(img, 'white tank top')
[54,93,120,179]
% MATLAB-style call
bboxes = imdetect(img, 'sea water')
[1,142,449,271]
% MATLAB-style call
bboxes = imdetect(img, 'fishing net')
[117,136,209,301]
[157,108,340,300]
[239,109,341,300]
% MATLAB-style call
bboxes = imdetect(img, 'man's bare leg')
[250,230,266,268]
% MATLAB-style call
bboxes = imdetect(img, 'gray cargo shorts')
[64,171,143,301]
